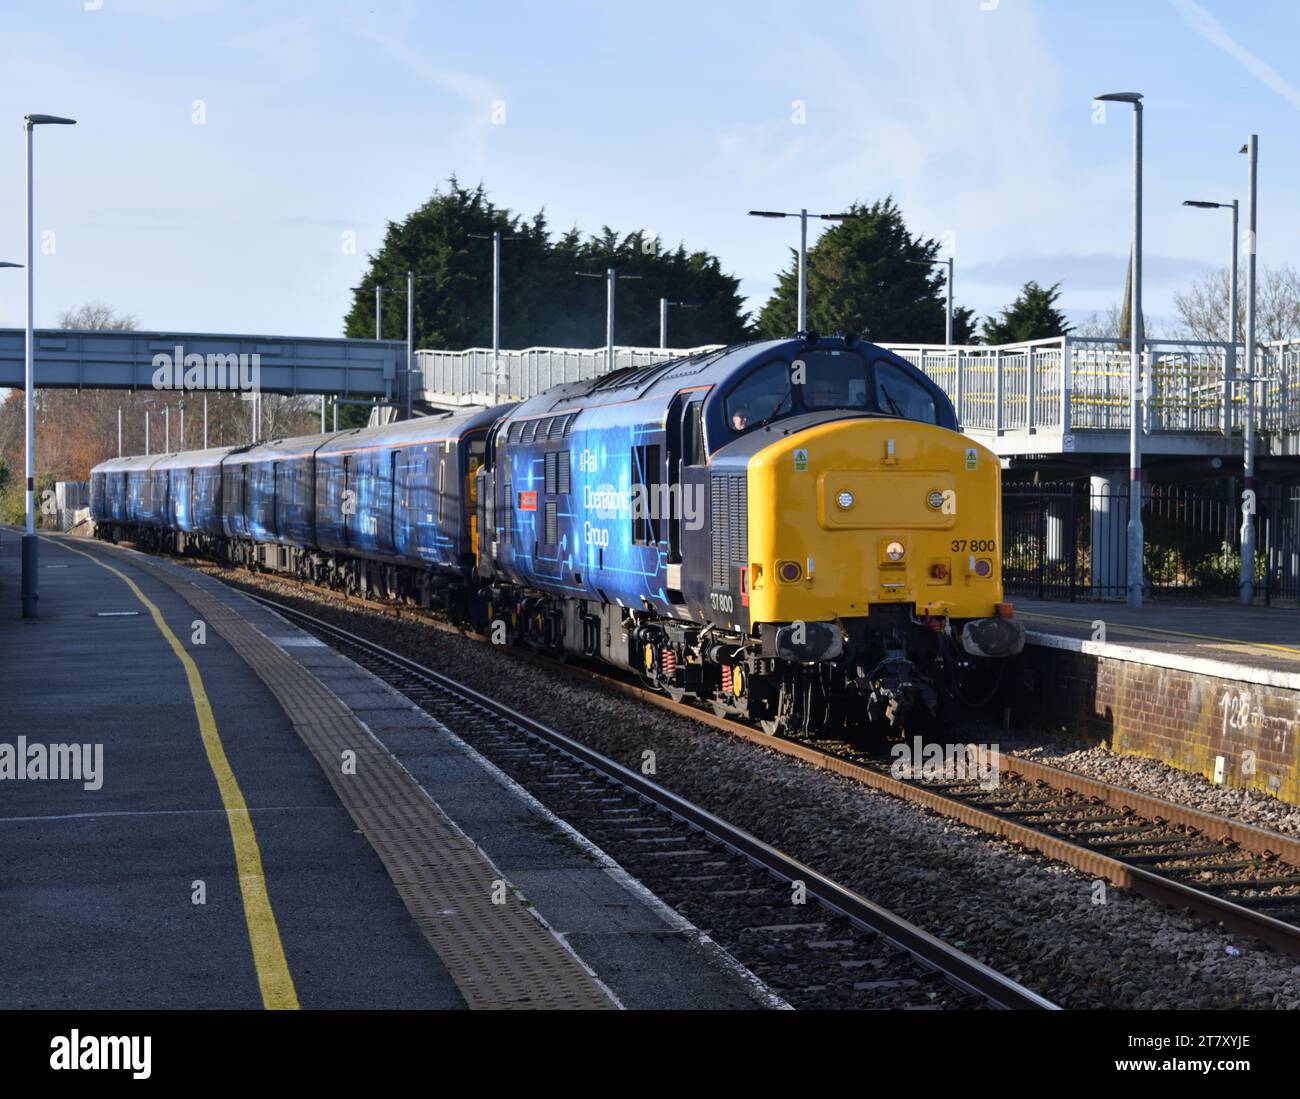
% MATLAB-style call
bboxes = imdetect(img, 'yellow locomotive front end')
[738,415,1023,731]
[748,417,1007,622]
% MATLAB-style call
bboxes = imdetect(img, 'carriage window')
[874,358,939,424]
[631,444,661,545]
[725,360,790,433]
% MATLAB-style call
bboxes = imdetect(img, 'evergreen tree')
[756,197,971,343]
[343,178,750,354]
[980,281,1070,344]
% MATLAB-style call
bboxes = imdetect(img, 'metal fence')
[419,336,1300,447]
[416,344,722,407]
[886,335,1300,441]
[1002,479,1300,603]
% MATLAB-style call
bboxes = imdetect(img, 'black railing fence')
[1002,480,1300,603]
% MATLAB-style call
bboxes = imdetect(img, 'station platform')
[1015,599,1300,684]
[1010,597,1300,806]
[0,528,763,1011]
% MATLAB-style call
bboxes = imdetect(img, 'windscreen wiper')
[758,389,791,428]
[878,383,904,418]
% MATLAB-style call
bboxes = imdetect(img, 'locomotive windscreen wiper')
[878,383,904,418]
[758,388,791,428]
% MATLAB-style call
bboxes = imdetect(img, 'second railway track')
[250,593,1056,1011]
[206,560,1300,962]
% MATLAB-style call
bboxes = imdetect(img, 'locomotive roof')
[503,336,941,417]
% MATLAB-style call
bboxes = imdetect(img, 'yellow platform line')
[1018,608,1300,659]
[44,537,299,1010]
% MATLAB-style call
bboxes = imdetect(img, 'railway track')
[211,561,1300,958]
[249,593,1056,1011]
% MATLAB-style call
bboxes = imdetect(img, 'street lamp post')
[659,298,702,349]
[406,270,414,418]
[748,209,852,332]
[1240,135,1259,604]
[379,274,436,418]
[577,269,642,373]
[21,112,75,619]
[164,405,170,452]
[906,257,955,345]
[469,231,520,404]
[117,404,122,457]
[1181,198,1239,430]
[1096,92,1145,609]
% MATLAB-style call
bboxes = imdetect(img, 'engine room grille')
[710,473,747,588]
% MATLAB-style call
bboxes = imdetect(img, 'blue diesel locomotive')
[92,334,1022,733]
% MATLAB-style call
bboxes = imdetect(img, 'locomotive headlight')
[836,490,855,510]
[885,540,906,562]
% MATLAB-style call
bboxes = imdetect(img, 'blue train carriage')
[149,447,233,553]
[219,431,335,570]
[487,334,1023,733]
[90,453,170,547]
[310,406,505,604]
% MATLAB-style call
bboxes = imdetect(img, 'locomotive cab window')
[874,358,939,424]
[801,350,871,410]
[725,359,790,433]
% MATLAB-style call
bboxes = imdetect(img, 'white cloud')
[1171,0,1300,112]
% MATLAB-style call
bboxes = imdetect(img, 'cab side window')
[874,358,939,424]
[682,401,706,465]
[725,360,790,433]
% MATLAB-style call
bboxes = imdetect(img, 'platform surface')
[1015,597,1300,680]
[0,528,760,1011]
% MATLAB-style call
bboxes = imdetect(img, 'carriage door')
[665,394,704,602]
[676,396,709,608]
[342,453,352,548]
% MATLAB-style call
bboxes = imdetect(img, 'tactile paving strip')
[91,544,615,1009]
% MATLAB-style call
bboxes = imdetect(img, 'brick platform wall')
[1018,637,1300,806]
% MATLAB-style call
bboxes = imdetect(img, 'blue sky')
[0,0,1297,344]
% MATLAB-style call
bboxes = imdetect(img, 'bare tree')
[58,301,138,331]
[1173,263,1300,343]
[1074,303,1126,340]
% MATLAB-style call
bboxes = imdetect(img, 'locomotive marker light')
[836,490,855,510]
[1094,91,1145,609]
[21,112,76,619]
[926,489,945,510]
[747,209,853,331]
